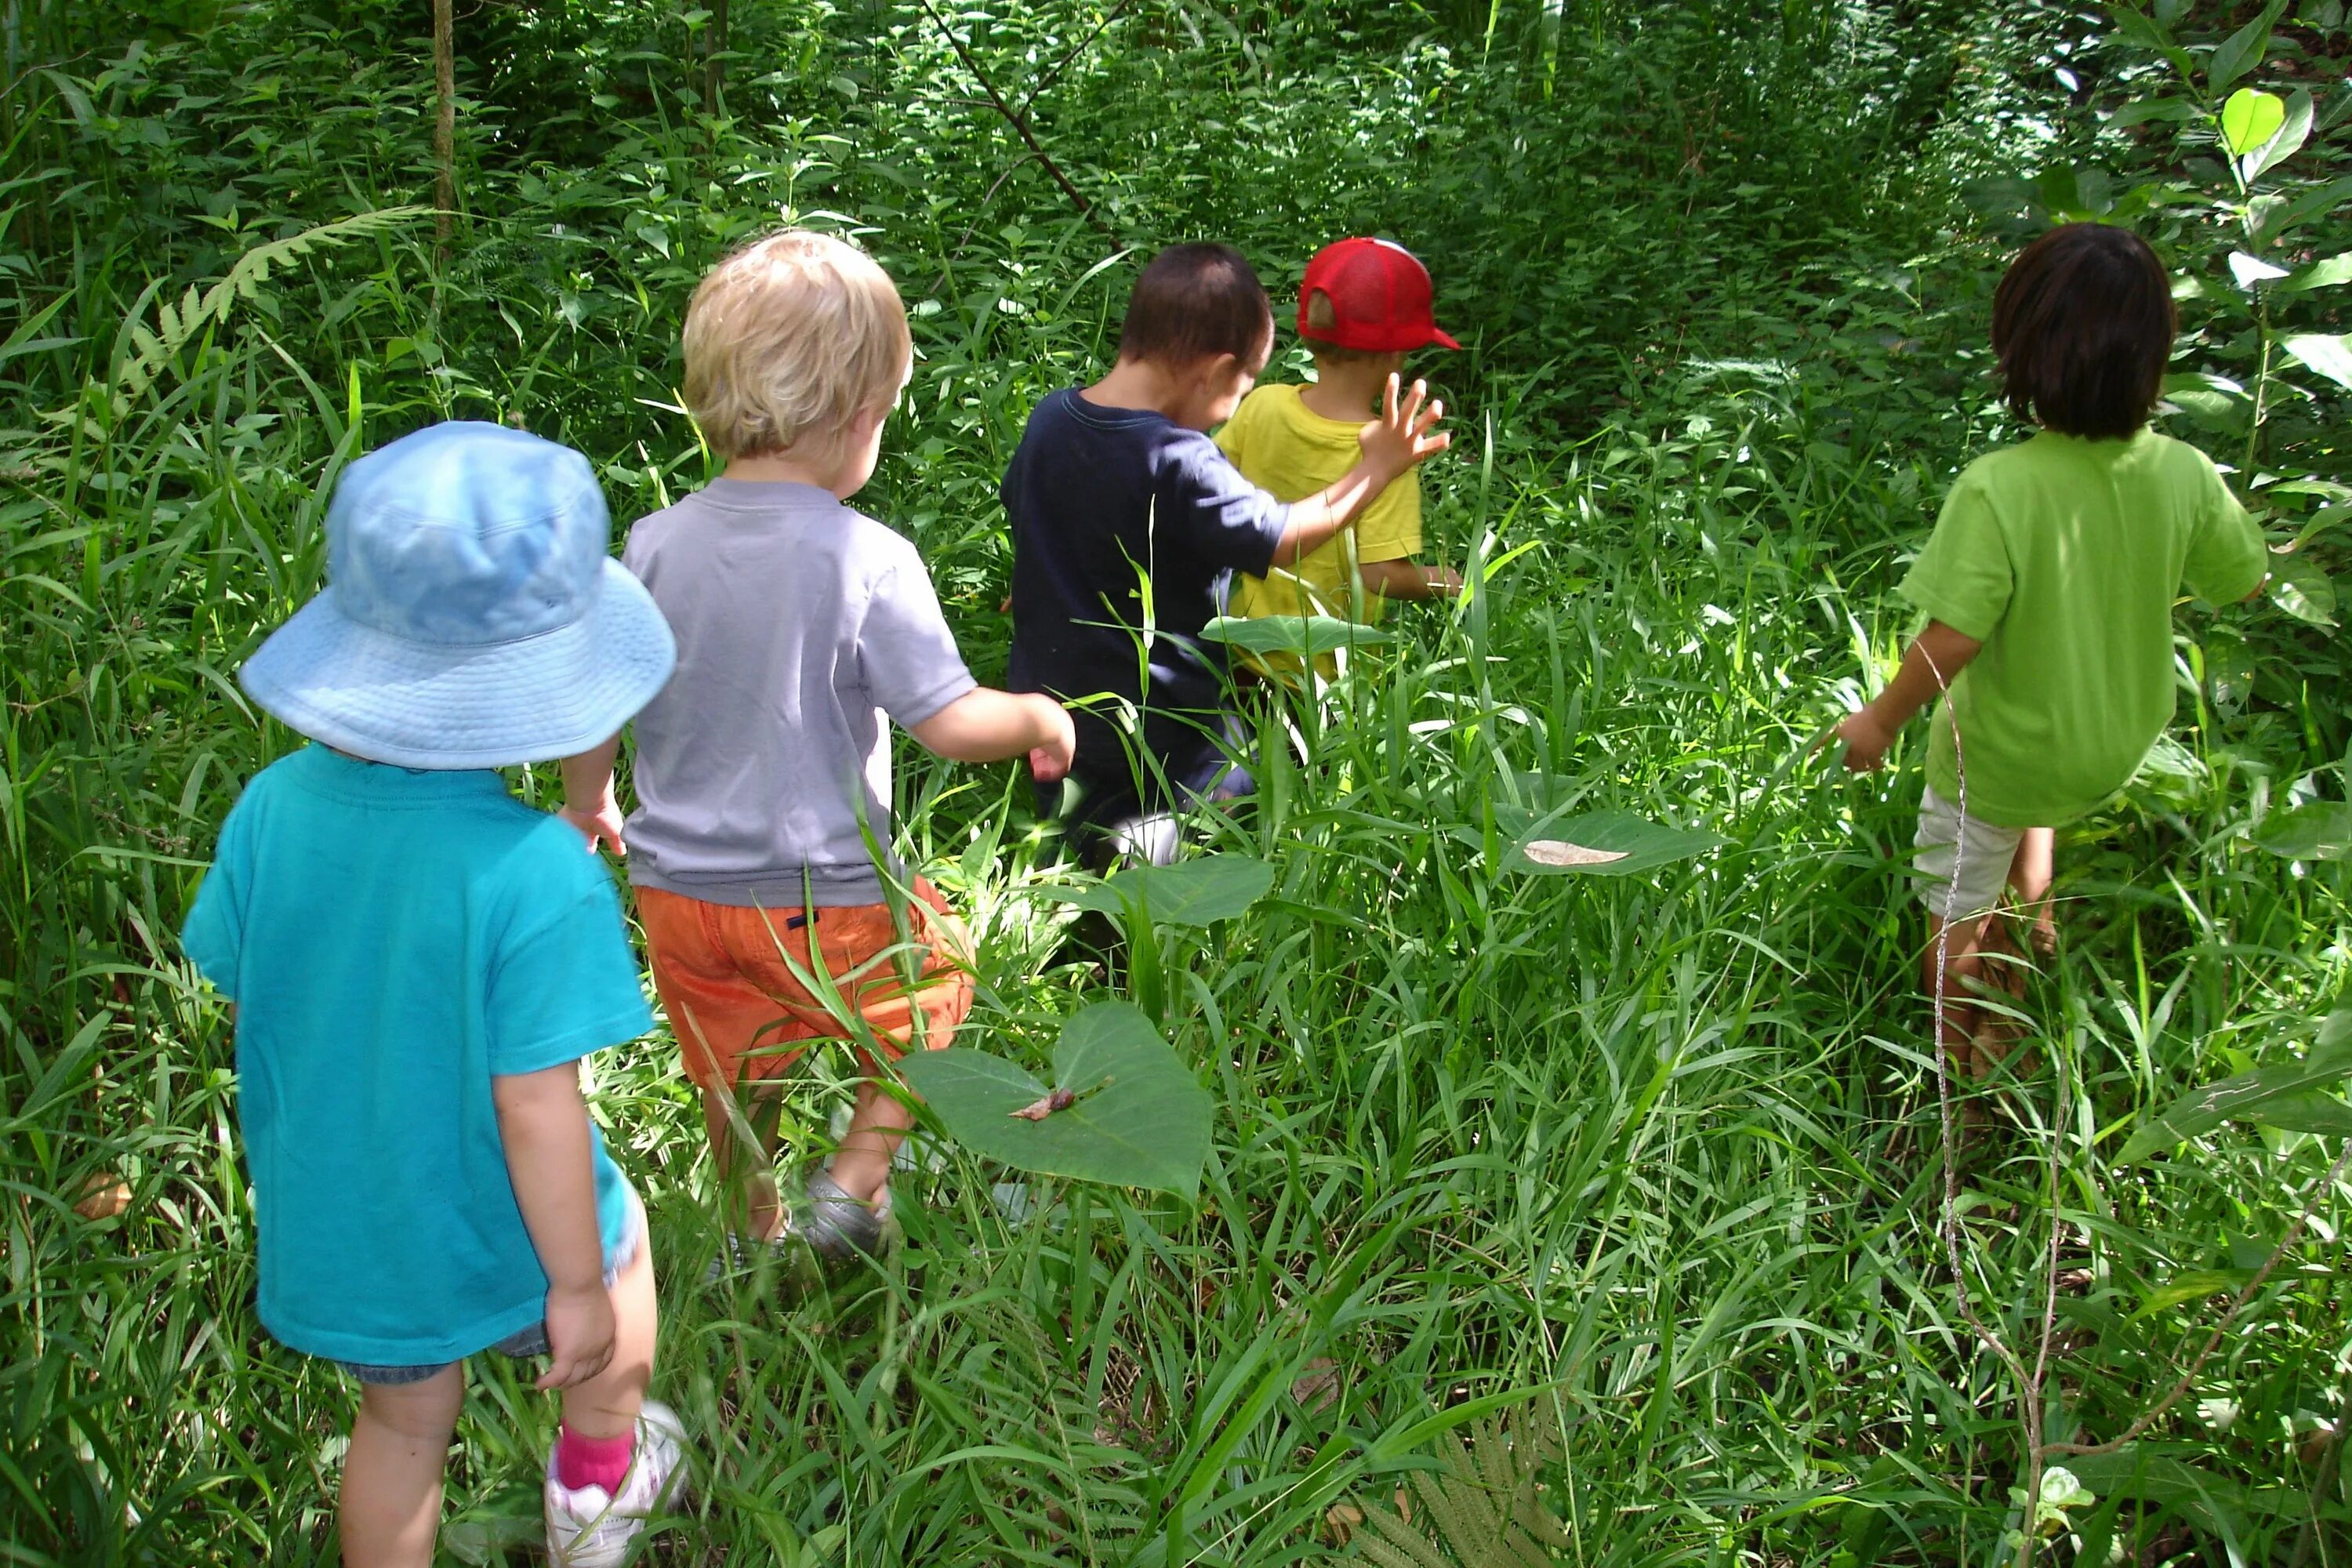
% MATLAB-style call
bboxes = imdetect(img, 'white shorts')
[1913,786,2027,922]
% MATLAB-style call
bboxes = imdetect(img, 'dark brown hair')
[1115,243,1272,368]
[1991,223,2175,439]
[1300,290,1388,365]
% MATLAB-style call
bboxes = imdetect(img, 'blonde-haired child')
[562,230,1075,1265]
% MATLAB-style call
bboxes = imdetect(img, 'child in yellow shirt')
[1218,238,1464,673]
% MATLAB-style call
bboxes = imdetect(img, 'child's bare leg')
[828,1076,913,1205]
[2007,826,2056,955]
[340,1364,463,1568]
[560,1228,655,1441]
[701,1082,784,1241]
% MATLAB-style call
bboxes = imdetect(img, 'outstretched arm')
[1358,558,1464,601]
[492,1063,614,1391]
[1830,619,1984,771]
[1269,376,1450,567]
[909,688,1076,783]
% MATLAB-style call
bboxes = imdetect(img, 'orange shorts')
[637,880,975,1091]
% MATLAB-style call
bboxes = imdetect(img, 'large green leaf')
[2243,88,2312,179]
[2115,1008,2352,1163]
[898,1002,1213,1198]
[1503,809,1727,877]
[1054,854,1275,926]
[2266,552,2338,626]
[2280,252,2352,292]
[2205,9,2276,93]
[2252,800,2352,861]
[1198,614,1389,658]
[2281,332,2352,391]
[2220,87,2285,155]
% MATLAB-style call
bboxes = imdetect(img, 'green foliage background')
[3,0,2350,1563]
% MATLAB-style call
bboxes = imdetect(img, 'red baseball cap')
[1298,238,1460,353]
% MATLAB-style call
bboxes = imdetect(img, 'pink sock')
[555,1421,636,1494]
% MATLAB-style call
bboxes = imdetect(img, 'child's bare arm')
[492,1063,615,1392]
[1357,558,1464,601]
[1830,619,1984,771]
[909,688,1076,783]
[557,735,626,855]
[1271,376,1449,567]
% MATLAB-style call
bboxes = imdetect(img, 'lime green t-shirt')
[1216,383,1422,625]
[1898,429,2265,829]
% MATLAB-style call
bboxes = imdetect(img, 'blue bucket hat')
[241,421,676,769]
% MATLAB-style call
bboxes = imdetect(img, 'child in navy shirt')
[1004,242,1448,860]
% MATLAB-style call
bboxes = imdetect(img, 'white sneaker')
[543,1399,688,1567]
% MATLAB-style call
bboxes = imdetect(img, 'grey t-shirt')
[620,479,977,907]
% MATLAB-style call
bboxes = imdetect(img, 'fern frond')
[1340,1416,1570,1567]
[111,205,428,406]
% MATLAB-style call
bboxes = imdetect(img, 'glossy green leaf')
[1504,809,1727,877]
[898,1002,1212,1197]
[2205,11,2275,94]
[2132,1268,2253,1320]
[2115,1008,2352,1162]
[2279,253,2352,292]
[1198,614,1388,657]
[1053,853,1276,926]
[2242,88,2312,178]
[2219,87,2284,155]
[2267,552,2339,626]
[2252,800,2352,860]
[2282,332,2352,391]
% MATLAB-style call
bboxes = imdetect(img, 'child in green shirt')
[1219,238,1465,677]
[1831,223,2267,1073]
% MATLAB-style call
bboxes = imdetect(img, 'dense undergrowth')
[5,1,2351,1563]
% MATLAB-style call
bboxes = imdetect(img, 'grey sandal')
[789,1168,891,1261]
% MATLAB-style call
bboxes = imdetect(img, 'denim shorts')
[334,1187,645,1386]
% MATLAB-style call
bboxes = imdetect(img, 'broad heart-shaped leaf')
[1052,853,1275,926]
[898,1002,1212,1198]
[2220,87,2285,155]
[1198,614,1389,658]
[1502,809,1727,877]
[2115,1007,2352,1163]
[2244,87,2313,179]
[2267,551,2339,626]
[2252,800,2352,860]
[2282,332,2352,391]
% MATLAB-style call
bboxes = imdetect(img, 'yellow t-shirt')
[1215,383,1422,627]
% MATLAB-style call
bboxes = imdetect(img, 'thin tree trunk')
[432,0,455,245]
[702,0,729,114]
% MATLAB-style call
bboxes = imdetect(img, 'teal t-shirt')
[1898,429,2266,828]
[181,746,652,1367]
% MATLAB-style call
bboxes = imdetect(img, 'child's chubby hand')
[1825,707,1897,772]
[536,1279,617,1391]
[1356,374,1450,480]
[559,793,629,857]
[1026,695,1077,786]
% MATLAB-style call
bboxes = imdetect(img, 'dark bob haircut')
[1991,223,2175,440]
[1115,243,1273,368]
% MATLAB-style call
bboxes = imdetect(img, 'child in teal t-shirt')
[180,423,692,1566]
[1831,223,2265,1073]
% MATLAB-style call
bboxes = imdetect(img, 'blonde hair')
[682,230,912,462]
[1300,289,1385,365]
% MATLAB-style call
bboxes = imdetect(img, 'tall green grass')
[5,2,2348,1565]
